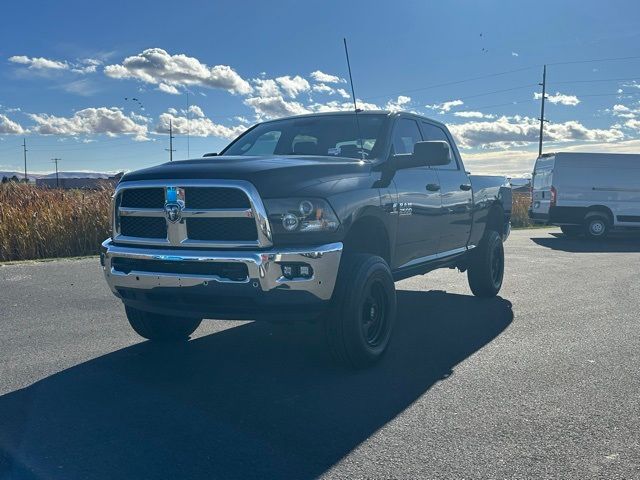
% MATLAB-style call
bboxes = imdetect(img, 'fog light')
[282,265,294,278]
[281,263,313,280]
[299,265,311,278]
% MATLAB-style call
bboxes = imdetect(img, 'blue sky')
[1,0,639,177]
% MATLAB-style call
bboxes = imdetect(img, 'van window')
[421,122,458,170]
[533,169,553,189]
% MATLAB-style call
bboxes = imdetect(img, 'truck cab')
[101,111,511,368]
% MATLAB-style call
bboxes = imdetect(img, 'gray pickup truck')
[101,111,511,368]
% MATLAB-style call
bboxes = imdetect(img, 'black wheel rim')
[361,280,389,347]
[491,242,504,287]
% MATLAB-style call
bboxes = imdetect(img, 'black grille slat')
[120,217,167,239]
[112,258,248,281]
[120,188,165,208]
[185,187,251,209]
[187,218,258,241]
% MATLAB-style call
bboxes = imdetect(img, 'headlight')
[264,198,340,234]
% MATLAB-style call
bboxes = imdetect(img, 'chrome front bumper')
[101,239,343,319]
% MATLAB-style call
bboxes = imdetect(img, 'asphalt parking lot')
[1,228,639,479]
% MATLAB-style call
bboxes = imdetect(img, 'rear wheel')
[560,225,581,237]
[324,254,396,369]
[125,306,202,341]
[467,230,504,298]
[583,213,610,240]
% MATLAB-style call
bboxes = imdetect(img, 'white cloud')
[157,83,180,95]
[275,75,310,98]
[28,107,149,140]
[453,111,495,119]
[610,103,639,119]
[235,116,250,124]
[253,78,281,97]
[0,114,25,134]
[9,55,68,70]
[462,139,640,176]
[449,115,623,150]
[187,105,205,118]
[385,95,411,112]
[70,58,103,74]
[312,83,335,94]
[336,88,350,99]
[104,48,253,95]
[534,91,580,106]
[310,70,345,84]
[624,118,640,131]
[244,95,310,119]
[307,99,380,113]
[511,52,519,57]
[156,111,246,139]
[425,99,464,113]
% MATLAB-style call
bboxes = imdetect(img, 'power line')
[547,55,640,66]
[364,65,539,101]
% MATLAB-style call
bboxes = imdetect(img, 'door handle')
[426,183,440,192]
[459,184,472,191]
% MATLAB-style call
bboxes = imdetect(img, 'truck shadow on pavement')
[532,232,640,253]
[0,291,513,480]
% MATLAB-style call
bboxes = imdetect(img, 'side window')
[421,122,458,170]
[392,118,423,155]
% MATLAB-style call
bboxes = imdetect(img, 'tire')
[324,254,397,369]
[125,306,202,342]
[583,213,610,240]
[560,225,581,237]
[467,230,504,298]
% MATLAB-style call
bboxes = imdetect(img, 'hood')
[120,155,373,197]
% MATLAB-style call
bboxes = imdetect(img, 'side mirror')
[203,152,218,157]
[413,141,450,166]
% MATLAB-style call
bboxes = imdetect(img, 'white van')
[529,152,640,239]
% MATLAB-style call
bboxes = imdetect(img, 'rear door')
[531,155,555,217]
[390,117,442,268]
[420,122,473,251]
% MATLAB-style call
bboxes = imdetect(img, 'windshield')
[222,114,388,160]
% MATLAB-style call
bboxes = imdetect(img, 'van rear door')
[530,155,555,219]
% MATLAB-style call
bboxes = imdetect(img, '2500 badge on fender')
[101,110,512,369]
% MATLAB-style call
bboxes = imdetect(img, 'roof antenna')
[343,38,364,161]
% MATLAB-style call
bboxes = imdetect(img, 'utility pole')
[165,119,176,161]
[51,158,61,188]
[538,64,548,158]
[22,138,28,183]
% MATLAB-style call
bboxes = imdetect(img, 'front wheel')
[467,230,505,298]
[125,306,202,342]
[324,254,397,369]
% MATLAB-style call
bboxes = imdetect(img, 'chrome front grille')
[113,180,272,248]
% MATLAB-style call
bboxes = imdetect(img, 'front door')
[420,121,473,251]
[390,118,442,269]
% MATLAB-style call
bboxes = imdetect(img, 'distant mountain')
[0,171,120,182]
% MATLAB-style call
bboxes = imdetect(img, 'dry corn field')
[0,183,113,262]
[0,184,534,262]
[511,192,534,228]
